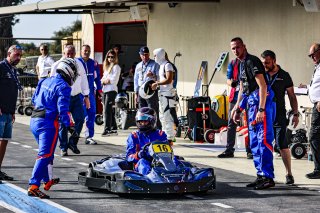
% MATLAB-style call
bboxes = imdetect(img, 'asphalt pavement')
[0,114,319,213]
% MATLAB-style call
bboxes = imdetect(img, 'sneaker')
[0,171,14,181]
[101,130,110,137]
[254,177,275,190]
[306,170,320,179]
[247,153,253,159]
[44,178,60,191]
[61,150,68,157]
[217,152,234,158]
[109,130,118,136]
[68,143,80,154]
[285,174,295,185]
[85,138,97,145]
[28,185,50,199]
[246,176,263,187]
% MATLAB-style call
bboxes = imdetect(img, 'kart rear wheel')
[204,129,215,143]
[290,143,306,159]
[24,106,33,116]
[17,105,24,115]
[95,114,104,125]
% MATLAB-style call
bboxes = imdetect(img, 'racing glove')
[138,149,148,159]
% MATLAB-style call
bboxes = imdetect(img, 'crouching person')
[28,58,78,199]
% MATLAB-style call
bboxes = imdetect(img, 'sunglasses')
[308,48,320,58]
[107,56,114,59]
[8,45,23,52]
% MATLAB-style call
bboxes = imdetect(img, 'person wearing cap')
[0,45,23,182]
[134,46,161,128]
[36,44,55,80]
[261,50,299,185]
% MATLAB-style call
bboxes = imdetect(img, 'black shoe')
[306,170,320,179]
[217,152,234,158]
[109,130,118,136]
[246,176,263,187]
[101,130,110,137]
[254,178,275,190]
[68,143,80,154]
[247,153,253,159]
[0,171,14,181]
[61,150,68,157]
[285,174,295,184]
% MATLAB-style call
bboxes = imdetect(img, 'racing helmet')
[56,58,78,86]
[115,92,128,109]
[287,111,303,131]
[136,107,157,132]
[139,80,156,99]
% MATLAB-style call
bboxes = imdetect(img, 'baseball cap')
[139,46,149,55]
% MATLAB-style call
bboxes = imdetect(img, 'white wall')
[83,0,320,111]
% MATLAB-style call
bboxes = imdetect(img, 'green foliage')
[52,20,82,38]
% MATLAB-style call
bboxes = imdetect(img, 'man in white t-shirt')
[36,44,54,79]
[151,48,177,141]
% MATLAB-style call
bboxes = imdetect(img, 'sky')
[13,0,80,39]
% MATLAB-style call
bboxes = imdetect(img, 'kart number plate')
[152,144,172,153]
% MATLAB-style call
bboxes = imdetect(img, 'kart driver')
[126,107,174,175]
[28,58,79,199]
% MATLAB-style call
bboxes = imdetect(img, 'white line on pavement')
[0,200,26,213]
[10,142,20,145]
[76,162,88,166]
[61,158,73,161]
[184,194,204,200]
[21,145,32,148]
[33,149,39,152]
[211,203,233,209]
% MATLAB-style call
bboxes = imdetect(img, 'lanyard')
[266,72,279,87]
[141,60,150,81]
[4,60,23,91]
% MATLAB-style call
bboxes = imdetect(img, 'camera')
[231,80,239,88]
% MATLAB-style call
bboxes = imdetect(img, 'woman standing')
[101,50,121,136]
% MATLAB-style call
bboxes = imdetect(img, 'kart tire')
[176,126,182,138]
[290,143,306,159]
[17,105,24,115]
[24,106,33,116]
[95,114,104,125]
[204,129,215,143]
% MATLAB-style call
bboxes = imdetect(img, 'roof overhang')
[0,0,219,15]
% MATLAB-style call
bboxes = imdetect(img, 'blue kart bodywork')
[78,141,216,194]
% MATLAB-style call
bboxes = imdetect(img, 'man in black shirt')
[261,50,299,185]
[0,45,23,182]
[231,37,276,190]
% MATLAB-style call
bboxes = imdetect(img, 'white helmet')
[287,111,303,131]
[139,80,156,99]
[56,58,78,86]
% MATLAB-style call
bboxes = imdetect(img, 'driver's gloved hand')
[138,150,147,159]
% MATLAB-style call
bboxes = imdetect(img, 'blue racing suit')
[29,74,71,187]
[126,129,168,175]
[78,58,102,139]
[239,86,276,179]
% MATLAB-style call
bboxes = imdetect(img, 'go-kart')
[78,140,216,194]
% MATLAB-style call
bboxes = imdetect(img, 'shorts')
[0,113,13,140]
[274,125,289,150]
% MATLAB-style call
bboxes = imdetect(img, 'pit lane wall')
[82,0,316,110]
